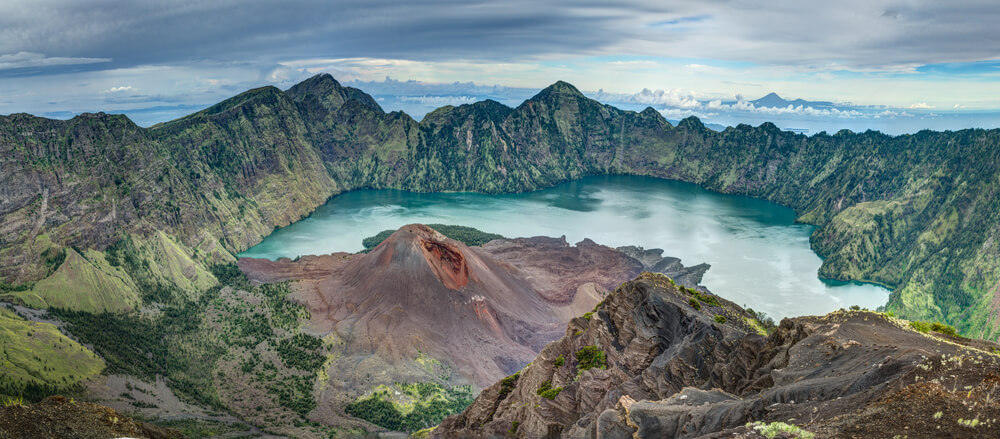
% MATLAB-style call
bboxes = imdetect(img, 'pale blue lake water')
[240,175,889,319]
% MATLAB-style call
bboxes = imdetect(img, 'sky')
[1,0,999,134]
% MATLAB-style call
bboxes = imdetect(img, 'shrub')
[553,355,564,367]
[498,371,520,399]
[575,346,606,371]
[910,320,959,336]
[539,387,563,400]
[582,312,593,320]
[909,320,931,333]
[746,421,814,439]
[931,322,958,336]
[537,380,552,395]
[714,315,726,324]
[689,298,701,310]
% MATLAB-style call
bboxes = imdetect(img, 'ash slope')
[436,272,1000,439]
[237,224,712,422]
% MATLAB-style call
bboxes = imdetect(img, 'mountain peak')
[286,73,383,114]
[530,80,585,101]
[752,91,834,109]
[288,73,343,94]
[375,224,471,290]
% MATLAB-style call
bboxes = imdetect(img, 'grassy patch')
[0,308,103,401]
[18,248,140,312]
[746,421,814,439]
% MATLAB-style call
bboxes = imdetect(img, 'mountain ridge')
[433,271,1000,438]
[3,73,1000,341]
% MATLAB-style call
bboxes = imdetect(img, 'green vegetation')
[575,346,606,371]
[715,315,727,324]
[343,382,474,432]
[537,379,552,395]
[681,286,722,307]
[745,308,777,335]
[105,232,217,304]
[909,320,959,336]
[582,311,593,320]
[553,355,565,367]
[538,386,563,400]
[746,421,815,439]
[362,224,505,251]
[277,333,325,370]
[689,298,701,311]
[498,371,520,399]
[534,377,566,399]
[50,300,225,408]
[9,248,140,312]
[508,421,519,435]
[50,263,322,416]
[0,307,103,401]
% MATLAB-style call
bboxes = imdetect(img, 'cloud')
[399,95,479,106]
[104,85,135,93]
[596,86,915,121]
[3,0,1000,75]
[907,102,934,109]
[594,88,704,109]
[658,108,716,120]
[0,0,996,132]
[0,51,110,70]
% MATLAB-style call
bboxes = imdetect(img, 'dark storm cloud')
[2,0,999,76]
[0,0,679,75]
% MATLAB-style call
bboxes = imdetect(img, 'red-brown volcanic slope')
[237,224,651,413]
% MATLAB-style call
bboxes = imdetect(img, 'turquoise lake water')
[240,175,890,319]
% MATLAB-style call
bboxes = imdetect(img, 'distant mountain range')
[750,91,836,108]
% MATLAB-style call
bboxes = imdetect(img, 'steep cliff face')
[3,73,1000,337]
[434,272,1000,438]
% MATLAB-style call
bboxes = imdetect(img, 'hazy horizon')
[1,1,998,135]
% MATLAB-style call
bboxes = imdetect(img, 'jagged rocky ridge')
[434,272,1000,438]
[2,73,1000,338]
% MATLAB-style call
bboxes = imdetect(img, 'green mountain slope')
[0,306,104,399]
[2,74,1000,339]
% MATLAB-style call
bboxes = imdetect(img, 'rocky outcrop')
[0,395,183,439]
[434,272,1000,438]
